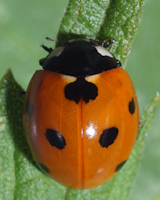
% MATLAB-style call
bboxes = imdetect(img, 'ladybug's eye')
[95,46,114,58]
[47,47,65,59]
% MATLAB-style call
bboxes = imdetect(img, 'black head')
[39,39,121,77]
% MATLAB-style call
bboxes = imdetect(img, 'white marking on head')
[95,46,114,58]
[47,47,65,59]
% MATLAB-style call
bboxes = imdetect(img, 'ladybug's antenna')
[46,37,58,43]
[40,37,58,53]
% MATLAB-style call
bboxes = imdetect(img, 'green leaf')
[57,0,144,66]
[0,70,65,200]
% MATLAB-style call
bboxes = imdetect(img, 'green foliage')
[0,70,65,200]
[1,0,159,200]
[57,0,144,66]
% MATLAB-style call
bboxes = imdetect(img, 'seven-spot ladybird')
[23,39,139,189]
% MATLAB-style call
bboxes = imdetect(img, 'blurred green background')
[0,0,160,199]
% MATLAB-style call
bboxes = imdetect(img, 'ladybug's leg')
[102,40,115,48]
[21,91,26,95]
[41,44,53,53]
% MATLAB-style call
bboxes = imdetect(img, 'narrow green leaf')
[138,93,160,137]
[97,0,144,65]
[57,0,110,40]
[0,70,65,200]
[0,70,16,200]
[57,0,144,66]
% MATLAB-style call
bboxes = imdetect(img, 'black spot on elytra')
[37,162,49,174]
[64,77,98,104]
[115,160,127,172]
[45,129,66,149]
[26,100,34,117]
[99,127,118,148]
[129,97,135,114]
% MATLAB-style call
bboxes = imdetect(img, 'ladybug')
[23,39,139,189]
